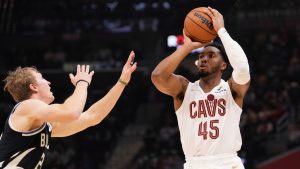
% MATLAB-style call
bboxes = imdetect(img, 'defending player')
[0,51,137,169]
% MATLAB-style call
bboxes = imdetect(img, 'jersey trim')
[8,116,47,137]
[8,117,19,132]
[46,123,53,132]
[21,123,47,136]
[8,102,48,137]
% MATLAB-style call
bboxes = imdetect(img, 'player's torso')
[176,80,242,157]
[0,104,52,169]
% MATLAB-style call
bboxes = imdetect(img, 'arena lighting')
[106,1,118,11]
[133,2,146,11]
[162,1,171,10]
[167,35,204,53]
[133,1,171,11]
[152,2,159,9]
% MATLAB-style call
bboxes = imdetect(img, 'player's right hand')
[69,65,94,86]
[182,29,212,50]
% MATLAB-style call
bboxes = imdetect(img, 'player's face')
[197,46,226,77]
[31,71,54,104]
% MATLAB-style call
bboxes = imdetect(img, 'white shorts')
[184,153,245,169]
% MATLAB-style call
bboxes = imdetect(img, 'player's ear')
[29,83,38,93]
[221,62,227,71]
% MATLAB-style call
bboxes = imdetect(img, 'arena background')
[0,0,300,169]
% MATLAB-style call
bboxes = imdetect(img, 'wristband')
[118,78,127,86]
[76,79,90,86]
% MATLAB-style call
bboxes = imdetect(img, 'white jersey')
[176,79,242,158]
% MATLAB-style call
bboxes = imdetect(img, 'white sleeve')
[218,28,250,85]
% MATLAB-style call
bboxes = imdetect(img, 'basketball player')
[151,7,250,169]
[0,51,137,169]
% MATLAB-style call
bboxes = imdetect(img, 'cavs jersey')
[176,79,242,158]
[0,104,52,169]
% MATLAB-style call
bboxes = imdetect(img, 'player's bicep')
[228,77,250,107]
[229,77,250,95]
[23,100,79,123]
[51,113,92,137]
[151,73,188,97]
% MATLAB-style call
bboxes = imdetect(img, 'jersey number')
[35,153,45,169]
[198,120,219,140]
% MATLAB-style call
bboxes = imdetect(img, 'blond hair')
[3,67,39,102]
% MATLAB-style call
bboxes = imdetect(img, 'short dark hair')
[205,38,229,63]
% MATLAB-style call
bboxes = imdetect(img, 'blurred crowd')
[0,0,300,169]
[7,0,299,35]
[12,0,189,35]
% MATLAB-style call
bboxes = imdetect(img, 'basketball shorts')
[184,153,245,169]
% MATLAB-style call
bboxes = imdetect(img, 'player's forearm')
[152,46,191,78]
[87,81,126,125]
[62,82,88,114]
[218,28,250,84]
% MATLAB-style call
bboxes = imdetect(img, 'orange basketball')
[184,7,217,43]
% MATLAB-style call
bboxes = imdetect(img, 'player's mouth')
[199,64,208,69]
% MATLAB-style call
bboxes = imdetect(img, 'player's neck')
[30,95,50,104]
[199,75,222,93]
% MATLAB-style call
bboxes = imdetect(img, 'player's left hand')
[119,51,137,85]
[206,7,225,32]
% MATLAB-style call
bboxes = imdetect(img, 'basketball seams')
[184,27,210,43]
[184,7,218,42]
[199,11,216,30]
[186,15,216,36]
[188,11,216,34]
[184,21,210,43]
[192,9,216,29]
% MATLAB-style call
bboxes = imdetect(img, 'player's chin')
[198,71,209,78]
[47,95,55,104]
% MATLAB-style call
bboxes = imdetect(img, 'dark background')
[0,0,300,169]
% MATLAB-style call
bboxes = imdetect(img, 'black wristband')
[76,79,90,86]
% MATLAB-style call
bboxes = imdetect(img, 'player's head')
[205,39,229,64]
[4,67,54,103]
[196,39,228,78]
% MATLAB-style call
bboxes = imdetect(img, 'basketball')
[184,7,217,43]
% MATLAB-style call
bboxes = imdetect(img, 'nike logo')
[215,89,226,93]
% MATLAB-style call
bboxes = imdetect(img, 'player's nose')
[201,55,208,62]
